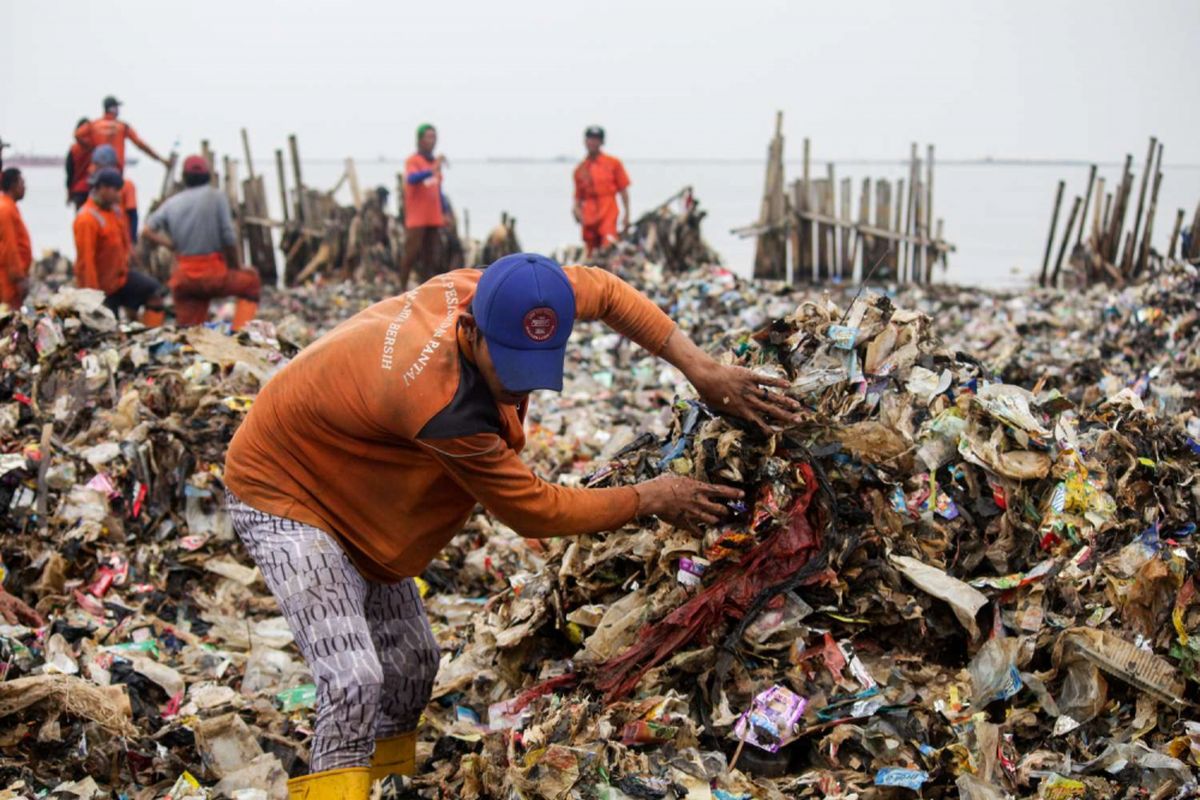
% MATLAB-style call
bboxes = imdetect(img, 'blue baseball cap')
[473,253,576,393]
[92,144,118,169]
[91,167,124,189]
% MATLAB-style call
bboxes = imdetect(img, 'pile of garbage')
[417,264,1200,799]
[0,289,303,798]
[1,243,1198,798]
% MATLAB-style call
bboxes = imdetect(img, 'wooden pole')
[903,143,917,282]
[914,180,927,283]
[875,180,891,278]
[345,158,363,208]
[200,140,218,187]
[1100,191,1113,241]
[1124,136,1157,275]
[224,155,243,265]
[839,176,852,279]
[240,128,256,180]
[936,219,946,268]
[790,181,804,283]
[1135,166,1163,276]
[856,177,870,281]
[1189,201,1200,260]
[1091,177,1106,244]
[223,156,239,209]
[925,144,935,281]
[1039,180,1065,288]
[825,162,836,280]
[1076,164,1097,247]
[893,178,904,276]
[753,111,786,280]
[802,137,812,281]
[1167,208,1186,259]
[1105,154,1133,263]
[288,134,305,223]
[1050,195,1081,287]
[157,152,177,203]
[274,148,290,225]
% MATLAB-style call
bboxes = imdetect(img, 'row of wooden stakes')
[1039,136,1200,288]
[737,112,954,285]
[149,131,523,287]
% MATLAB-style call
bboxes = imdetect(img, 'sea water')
[15,156,1200,289]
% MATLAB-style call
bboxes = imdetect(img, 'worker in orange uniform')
[91,145,141,241]
[75,96,170,172]
[73,168,166,327]
[398,123,446,290]
[225,253,801,797]
[65,117,94,210]
[142,156,260,330]
[573,126,631,256]
[0,168,33,309]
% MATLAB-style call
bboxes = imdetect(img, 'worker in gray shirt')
[143,155,261,330]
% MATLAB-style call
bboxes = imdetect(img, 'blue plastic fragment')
[874,767,929,789]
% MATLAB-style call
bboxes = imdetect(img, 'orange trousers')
[581,209,619,255]
[170,253,261,327]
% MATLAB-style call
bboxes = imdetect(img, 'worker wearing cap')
[573,126,631,255]
[74,168,167,327]
[90,144,141,242]
[225,254,799,796]
[65,117,93,210]
[75,96,169,172]
[0,168,32,309]
[399,123,447,290]
[142,155,260,330]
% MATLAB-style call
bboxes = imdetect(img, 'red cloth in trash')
[595,463,822,701]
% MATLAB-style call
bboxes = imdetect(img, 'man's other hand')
[634,475,743,531]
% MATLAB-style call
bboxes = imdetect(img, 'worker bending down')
[73,168,166,326]
[224,253,800,797]
[143,156,260,330]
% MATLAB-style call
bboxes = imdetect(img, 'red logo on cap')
[523,307,558,342]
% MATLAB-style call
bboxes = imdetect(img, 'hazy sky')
[3,0,1198,164]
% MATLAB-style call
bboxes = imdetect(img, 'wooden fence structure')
[735,112,954,284]
[1038,136,1200,288]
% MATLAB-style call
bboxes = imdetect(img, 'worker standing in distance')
[398,123,446,290]
[65,117,93,210]
[73,168,166,327]
[0,169,32,309]
[91,145,141,242]
[573,126,631,256]
[142,156,260,330]
[225,253,801,797]
[75,96,170,172]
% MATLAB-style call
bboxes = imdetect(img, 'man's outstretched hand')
[659,330,801,435]
[689,362,801,434]
[0,587,45,627]
[635,475,743,531]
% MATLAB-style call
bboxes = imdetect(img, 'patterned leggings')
[226,493,440,772]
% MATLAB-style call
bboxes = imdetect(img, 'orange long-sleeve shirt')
[226,266,677,582]
[73,199,130,295]
[574,153,630,229]
[0,195,32,307]
[76,113,153,171]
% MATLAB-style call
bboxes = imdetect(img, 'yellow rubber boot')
[287,766,371,799]
[370,731,416,782]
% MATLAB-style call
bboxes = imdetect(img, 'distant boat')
[4,152,140,168]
